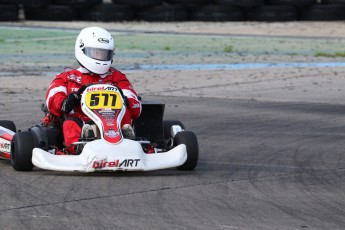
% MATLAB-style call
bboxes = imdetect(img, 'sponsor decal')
[132,103,140,109]
[0,141,10,152]
[92,159,140,168]
[86,85,119,93]
[99,110,116,126]
[79,39,84,48]
[98,38,109,44]
[67,74,82,84]
[105,129,119,138]
[104,86,118,92]
[106,121,115,126]
[86,86,105,92]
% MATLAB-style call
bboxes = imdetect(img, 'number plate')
[85,91,122,110]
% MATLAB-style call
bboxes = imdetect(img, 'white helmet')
[75,27,114,74]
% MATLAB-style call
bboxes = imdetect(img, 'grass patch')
[224,45,234,53]
[314,51,345,58]
[4,27,345,70]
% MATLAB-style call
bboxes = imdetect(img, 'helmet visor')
[82,47,114,61]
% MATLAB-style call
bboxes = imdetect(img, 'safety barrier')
[1,0,345,21]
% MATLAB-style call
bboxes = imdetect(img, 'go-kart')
[0,84,199,172]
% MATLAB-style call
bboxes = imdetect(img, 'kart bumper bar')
[32,139,187,172]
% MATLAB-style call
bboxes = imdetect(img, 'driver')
[45,27,141,154]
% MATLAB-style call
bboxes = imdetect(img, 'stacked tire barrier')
[1,0,345,22]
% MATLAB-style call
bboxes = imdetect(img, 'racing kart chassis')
[0,85,199,172]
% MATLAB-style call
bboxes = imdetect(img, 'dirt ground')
[1,21,345,129]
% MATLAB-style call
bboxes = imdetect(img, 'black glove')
[61,92,81,113]
[117,87,129,108]
[123,96,129,108]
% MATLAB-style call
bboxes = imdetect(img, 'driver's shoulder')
[55,67,80,78]
[109,67,125,76]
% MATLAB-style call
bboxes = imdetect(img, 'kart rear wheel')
[163,120,185,140]
[11,131,35,171]
[0,120,16,132]
[174,131,198,171]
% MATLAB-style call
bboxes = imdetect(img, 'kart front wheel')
[11,131,35,171]
[174,131,199,171]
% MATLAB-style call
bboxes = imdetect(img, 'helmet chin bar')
[77,60,111,75]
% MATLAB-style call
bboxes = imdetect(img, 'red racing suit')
[45,67,141,151]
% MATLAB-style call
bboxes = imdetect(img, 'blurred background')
[1,0,345,22]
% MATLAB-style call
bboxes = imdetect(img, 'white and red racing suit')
[45,67,141,153]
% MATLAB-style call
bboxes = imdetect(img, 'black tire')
[264,0,316,6]
[247,5,297,21]
[0,120,16,132]
[189,5,245,21]
[213,0,263,8]
[79,3,134,21]
[11,131,35,171]
[165,0,210,4]
[136,5,188,21]
[0,4,18,21]
[24,5,76,21]
[163,120,185,139]
[112,0,162,8]
[174,131,198,171]
[299,4,345,20]
[322,0,345,4]
[52,0,102,8]
[0,0,50,7]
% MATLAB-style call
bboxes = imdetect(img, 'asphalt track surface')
[0,95,345,230]
[1,22,345,229]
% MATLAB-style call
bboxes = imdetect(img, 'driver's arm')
[116,74,142,120]
[45,73,68,116]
